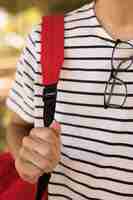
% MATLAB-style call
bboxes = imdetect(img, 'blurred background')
[0,0,89,152]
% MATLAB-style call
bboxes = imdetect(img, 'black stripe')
[61,152,133,173]
[15,80,23,88]
[61,67,133,72]
[24,83,34,92]
[23,58,36,74]
[27,95,34,102]
[23,71,34,82]
[64,45,113,49]
[48,193,72,200]
[57,89,133,97]
[56,110,133,122]
[34,30,41,34]
[65,25,101,31]
[17,70,23,77]
[36,61,41,64]
[64,57,129,60]
[14,81,33,101]
[35,41,40,44]
[56,100,133,110]
[62,132,133,148]
[64,144,133,161]
[28,34,36,47]
[60,78,133,85]
[52,171,133,197]
[34,82,43,87]
[34,71,42,75]
[34,66,133,73]
[59,161,133,185]
[35,76,133,86]
[64,15,95,23]
[24,99,33,110]
[50,181,101,200]
[25,47,36,60]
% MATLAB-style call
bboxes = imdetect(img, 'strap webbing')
[41,15,64,86]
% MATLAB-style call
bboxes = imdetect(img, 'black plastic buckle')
[42,84,57,127]
[43,84,57,101]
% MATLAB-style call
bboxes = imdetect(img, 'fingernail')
[50,120,61,132]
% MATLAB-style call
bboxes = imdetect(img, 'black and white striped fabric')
[6,1,133,199]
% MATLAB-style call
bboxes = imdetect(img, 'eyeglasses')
[104,39,133,109]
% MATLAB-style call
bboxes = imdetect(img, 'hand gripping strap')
[41,15,64,86]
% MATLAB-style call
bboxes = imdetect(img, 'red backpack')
[0,14,64,200]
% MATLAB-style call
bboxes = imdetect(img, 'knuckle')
[38,156,52,172]
[30,128,37,136]
[40,160,47,170]
[22,137,29,147]
[45,155,59,172]
[44,146,53,158]
[19,147,24,158]
[52,144,60,157]
[43,161,52,173]
[43,128,53,138]
[30,128,42,137]
[38,129,51,141]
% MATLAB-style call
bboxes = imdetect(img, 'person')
[6,0,133,199]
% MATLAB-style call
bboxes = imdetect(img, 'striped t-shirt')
[6,1,133,199]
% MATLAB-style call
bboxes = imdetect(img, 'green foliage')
[48,0,88,13]
[0,0,91,14]
[0,0,33,14]
[0,106,10,152]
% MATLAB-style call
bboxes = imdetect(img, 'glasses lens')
[112,42,133,70]
[105,77,127,107]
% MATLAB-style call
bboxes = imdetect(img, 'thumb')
[50,120,61,134]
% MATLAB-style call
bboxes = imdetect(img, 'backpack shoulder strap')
[35,15,64,200]
[41,15,64,86]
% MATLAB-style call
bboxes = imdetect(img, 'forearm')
[6,123,32,160]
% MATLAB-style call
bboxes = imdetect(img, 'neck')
[95,0,133,40]
[96,0,133,26]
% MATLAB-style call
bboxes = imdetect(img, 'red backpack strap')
[41,14,64,128]
[41,15,64,86]
[35,15,64,200]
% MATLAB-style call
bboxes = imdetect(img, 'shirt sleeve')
[6,28,39,124]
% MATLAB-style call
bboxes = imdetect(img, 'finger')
[22,136,61,172]
[22,136,52,158]
[19,171,39,184]
[50,120,61,136]
[15,156,42,182]
[22,136,60,161]
[19,146,53,173]
[30,125,60,144]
